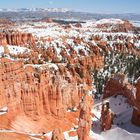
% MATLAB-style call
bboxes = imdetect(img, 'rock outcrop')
[103,73,140,127]
[0,58,94,133]
[51,128,64,140]
[0,31,35,47]
[77,94,93,140]
[96,19,138,33]
[100,102,114,131]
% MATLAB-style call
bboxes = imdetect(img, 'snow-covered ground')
[92,126,140,140]
[91,95,140,140]
[96,18,124,25]
[7,45,30,55]
[24,63,59,70]
[0,45,30,56]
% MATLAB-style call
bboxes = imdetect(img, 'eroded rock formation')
[96,20,139,33]
[77,94,93,140]
[0,31,35,47]
[0,58,95,134]
[51,128,64,140]
[100,102,114,131]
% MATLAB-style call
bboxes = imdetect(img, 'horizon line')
[0,7,140,15]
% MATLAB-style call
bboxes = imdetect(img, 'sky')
[0,0,140,14]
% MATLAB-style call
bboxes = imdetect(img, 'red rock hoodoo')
[77,94,93,140]
[0,31,35,47]
[100,102,114,131]
[51,128,64,140]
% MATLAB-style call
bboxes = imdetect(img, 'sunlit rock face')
[0,31,35,47]
[0,58,95,133]
[77,94,93,140]
[51,128,64,140]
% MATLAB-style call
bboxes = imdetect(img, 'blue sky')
[0,0,140,14]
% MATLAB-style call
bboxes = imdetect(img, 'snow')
[25,63,59,70]
[69,136,78,140]
[0,106,8,115]
[22,24,67,38]
[0,129,15,133]
[91,95,140,140]
[93,95,133,122]
[66,95,140,140]
[0,46,4,54]
[90,126,140,140]
[74,45,88,55]
[16,19,139,63]
[96,18,124,25]
[131,20,140,27]
[7,45,30,55]
[47,63,59,70]
[134,40,140,49]
[88,90,93,96]
[106,95,132,114]
[69,30,79,37]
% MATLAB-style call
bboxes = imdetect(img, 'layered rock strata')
[77,94,93,140]
[0,58,95,134]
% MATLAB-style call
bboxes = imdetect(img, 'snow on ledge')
[0,106,8,115]
[96,18,124,25]
[7,45,30,55]
[24,63,59,71]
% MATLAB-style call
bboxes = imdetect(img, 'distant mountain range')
[0,8,140,21]
[0,8,70,13]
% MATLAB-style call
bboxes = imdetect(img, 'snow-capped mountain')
[0,8,70,12]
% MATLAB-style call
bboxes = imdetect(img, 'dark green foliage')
[93,51,140,95]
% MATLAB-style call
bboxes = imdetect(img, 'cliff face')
[0,60,24,110]
[0,59,95,134]
[0,27,105,135]
[0,31,35,47]
[103,73,140,127]
[77,94,93,140]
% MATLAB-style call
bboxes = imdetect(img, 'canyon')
[0,17,139,140]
